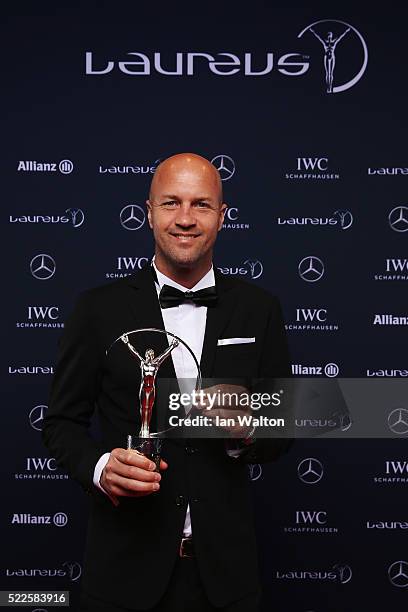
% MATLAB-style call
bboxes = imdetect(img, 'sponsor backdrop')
[3,3,407,611]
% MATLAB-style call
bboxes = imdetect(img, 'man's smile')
[170,233,201,241]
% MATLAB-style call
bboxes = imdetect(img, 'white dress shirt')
[94,259,215,537]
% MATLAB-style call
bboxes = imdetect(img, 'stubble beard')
[156,237,212,272]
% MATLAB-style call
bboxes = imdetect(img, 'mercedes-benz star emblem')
[298,256,325,282]
[211,155,235,181]
[30,254,56,280]
[387,408,408,435]
[388,206,408,233]
[29,405,48,431]
[388,561,408,588]
[297,458,324,484]
[120,205,146,231]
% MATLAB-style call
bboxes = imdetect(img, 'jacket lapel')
[125,266,177,379]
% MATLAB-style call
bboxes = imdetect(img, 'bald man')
[43,153,291,611]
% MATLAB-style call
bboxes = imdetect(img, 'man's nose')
[174,203,196,227]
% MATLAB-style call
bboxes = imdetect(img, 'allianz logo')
[373,314,408,325]
[99,164,156,174]
[11,512,68,526]
[17,160,73,174]
[368,167,408,175]
[366,520,408,530]
[292,363,339,377]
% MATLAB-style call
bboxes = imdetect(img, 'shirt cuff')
[93,452,120,506]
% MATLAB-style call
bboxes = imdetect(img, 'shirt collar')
[151,257,215,292]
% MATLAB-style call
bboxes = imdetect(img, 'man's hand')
[100,448,168,506]
[195,384,253,439]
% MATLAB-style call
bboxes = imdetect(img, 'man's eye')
[195,201,210,208]
[161,201,178,208]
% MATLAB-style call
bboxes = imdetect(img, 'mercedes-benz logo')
[297,458,324,484]
[120,205,146,231]
[62,561,82,582]
[387,408,408,435]
[388,206,408,233]
[248,464,263,481]
[243,259,263,280]
[30,254,56,280]
[388,561,408,588]
[211,155,235,181]
[65,208,85,228]
[298,256,325,282]
[29,405,47,431]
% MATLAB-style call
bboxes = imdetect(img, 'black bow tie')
[151,265,218,309]
[159,284,218,309]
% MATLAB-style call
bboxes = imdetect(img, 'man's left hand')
[194,384,254,439]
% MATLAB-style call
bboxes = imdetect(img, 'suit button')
[175,495,185,507]
[185,446,197,455]
[192,497,200,503]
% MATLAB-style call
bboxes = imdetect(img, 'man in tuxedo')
[42,153,292,611]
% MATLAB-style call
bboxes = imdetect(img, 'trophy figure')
[120,334,179,438]
[107,328,201,471]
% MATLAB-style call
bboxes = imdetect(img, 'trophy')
[107,328,202,471]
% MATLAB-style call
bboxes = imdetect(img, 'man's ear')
[146,200,153,229]
[218,202,227,231]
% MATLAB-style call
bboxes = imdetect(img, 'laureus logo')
[248,464,263,481]
[298,20,368,94]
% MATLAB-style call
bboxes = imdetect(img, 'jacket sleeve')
[42,291,108,494]
[235,296,294,464]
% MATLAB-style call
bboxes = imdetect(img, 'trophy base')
[127,435,163,472]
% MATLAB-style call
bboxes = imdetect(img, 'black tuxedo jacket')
[42,266,292,610]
